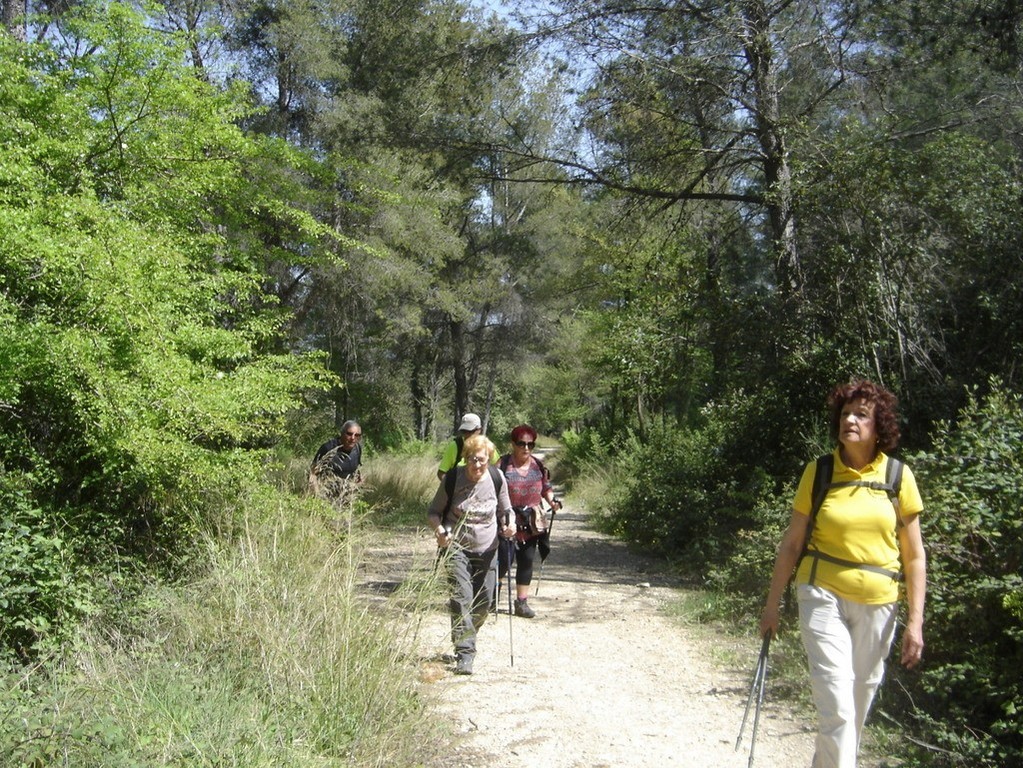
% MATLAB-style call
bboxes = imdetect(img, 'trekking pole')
[504,512,515,667]
[748,633,770,768]
[735,631,771,767]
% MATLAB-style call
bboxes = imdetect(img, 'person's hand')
[500,520,516,539]
[434,525,451,548]
[900,620,924,669]
[760,604,780,640]
[550,498,563,511]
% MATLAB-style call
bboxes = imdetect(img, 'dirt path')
[362,486,818,768]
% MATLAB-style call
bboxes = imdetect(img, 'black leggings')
[497,537,538,586]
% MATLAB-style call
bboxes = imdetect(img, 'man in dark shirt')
[310,420,362,495]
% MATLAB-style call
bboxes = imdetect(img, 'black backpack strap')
[800,454,833,586]
[440,468,457,528]
[488,465,509,526]
[805,454,833,547]
[488,464,505,494]
[886,457,905,526]
[533,455,549,480]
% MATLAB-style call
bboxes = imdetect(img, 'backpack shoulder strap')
[810,453,834,523]
[886,456,905,525]
[800,454,833,557]
[488,464,505,493]
[886,456,904,493]
[533,455,549,480]
[441,468,457,527]
[498,454,510,473]
[488,465,508,525]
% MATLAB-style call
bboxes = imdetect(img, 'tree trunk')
[3,0,26,40]
[742,1,800,296]
[450,319,470,428]
[411,340,439,441]
[411,359,427,441]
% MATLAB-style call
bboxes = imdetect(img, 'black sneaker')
[514,599,536,618]
[454,654,474,675]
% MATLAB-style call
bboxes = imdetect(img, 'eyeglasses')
[514,441,535,449]
[345,431,362,438]
[467,456,489,466]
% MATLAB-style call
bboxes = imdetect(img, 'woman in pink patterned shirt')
[497,424,562,618]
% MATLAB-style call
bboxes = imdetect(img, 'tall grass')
[1,485,444,767]
[360,453,440,528]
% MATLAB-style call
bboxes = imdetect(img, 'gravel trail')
[362,484,819,768]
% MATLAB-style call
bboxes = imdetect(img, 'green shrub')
[704,482,795,621]
[0,471,110,663]
[605,389,799,573]
[882,381,1023,766]
[0,11,331,659]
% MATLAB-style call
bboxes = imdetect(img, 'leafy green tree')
[209,0,532,437]
[795,129,1021,433]
[0,6,330,658]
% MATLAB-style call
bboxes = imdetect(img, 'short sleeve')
[792,460,819,516]
[897,463,924,517]
[437,441,458,473]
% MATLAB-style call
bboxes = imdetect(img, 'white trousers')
[798,584,898,768]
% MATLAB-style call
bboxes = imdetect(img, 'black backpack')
[798,453,906,584]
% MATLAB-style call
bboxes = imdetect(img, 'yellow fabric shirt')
[793,449,924,605]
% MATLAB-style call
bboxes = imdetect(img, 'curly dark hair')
[827,380,901,453]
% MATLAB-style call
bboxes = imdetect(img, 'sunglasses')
[514,440,536,449]
[467,456,489,466]
[345,431,362,438]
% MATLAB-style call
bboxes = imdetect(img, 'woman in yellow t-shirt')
[761,381,927,768]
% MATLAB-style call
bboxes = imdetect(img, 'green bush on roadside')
[881,381,1023,767]
[596,390,794,573]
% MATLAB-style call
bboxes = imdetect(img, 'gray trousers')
[447,545,497,659]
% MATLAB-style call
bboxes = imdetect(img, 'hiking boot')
[454,654,474,675]
[514,598,535,618]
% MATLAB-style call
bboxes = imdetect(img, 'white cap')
[458,413,482,432]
